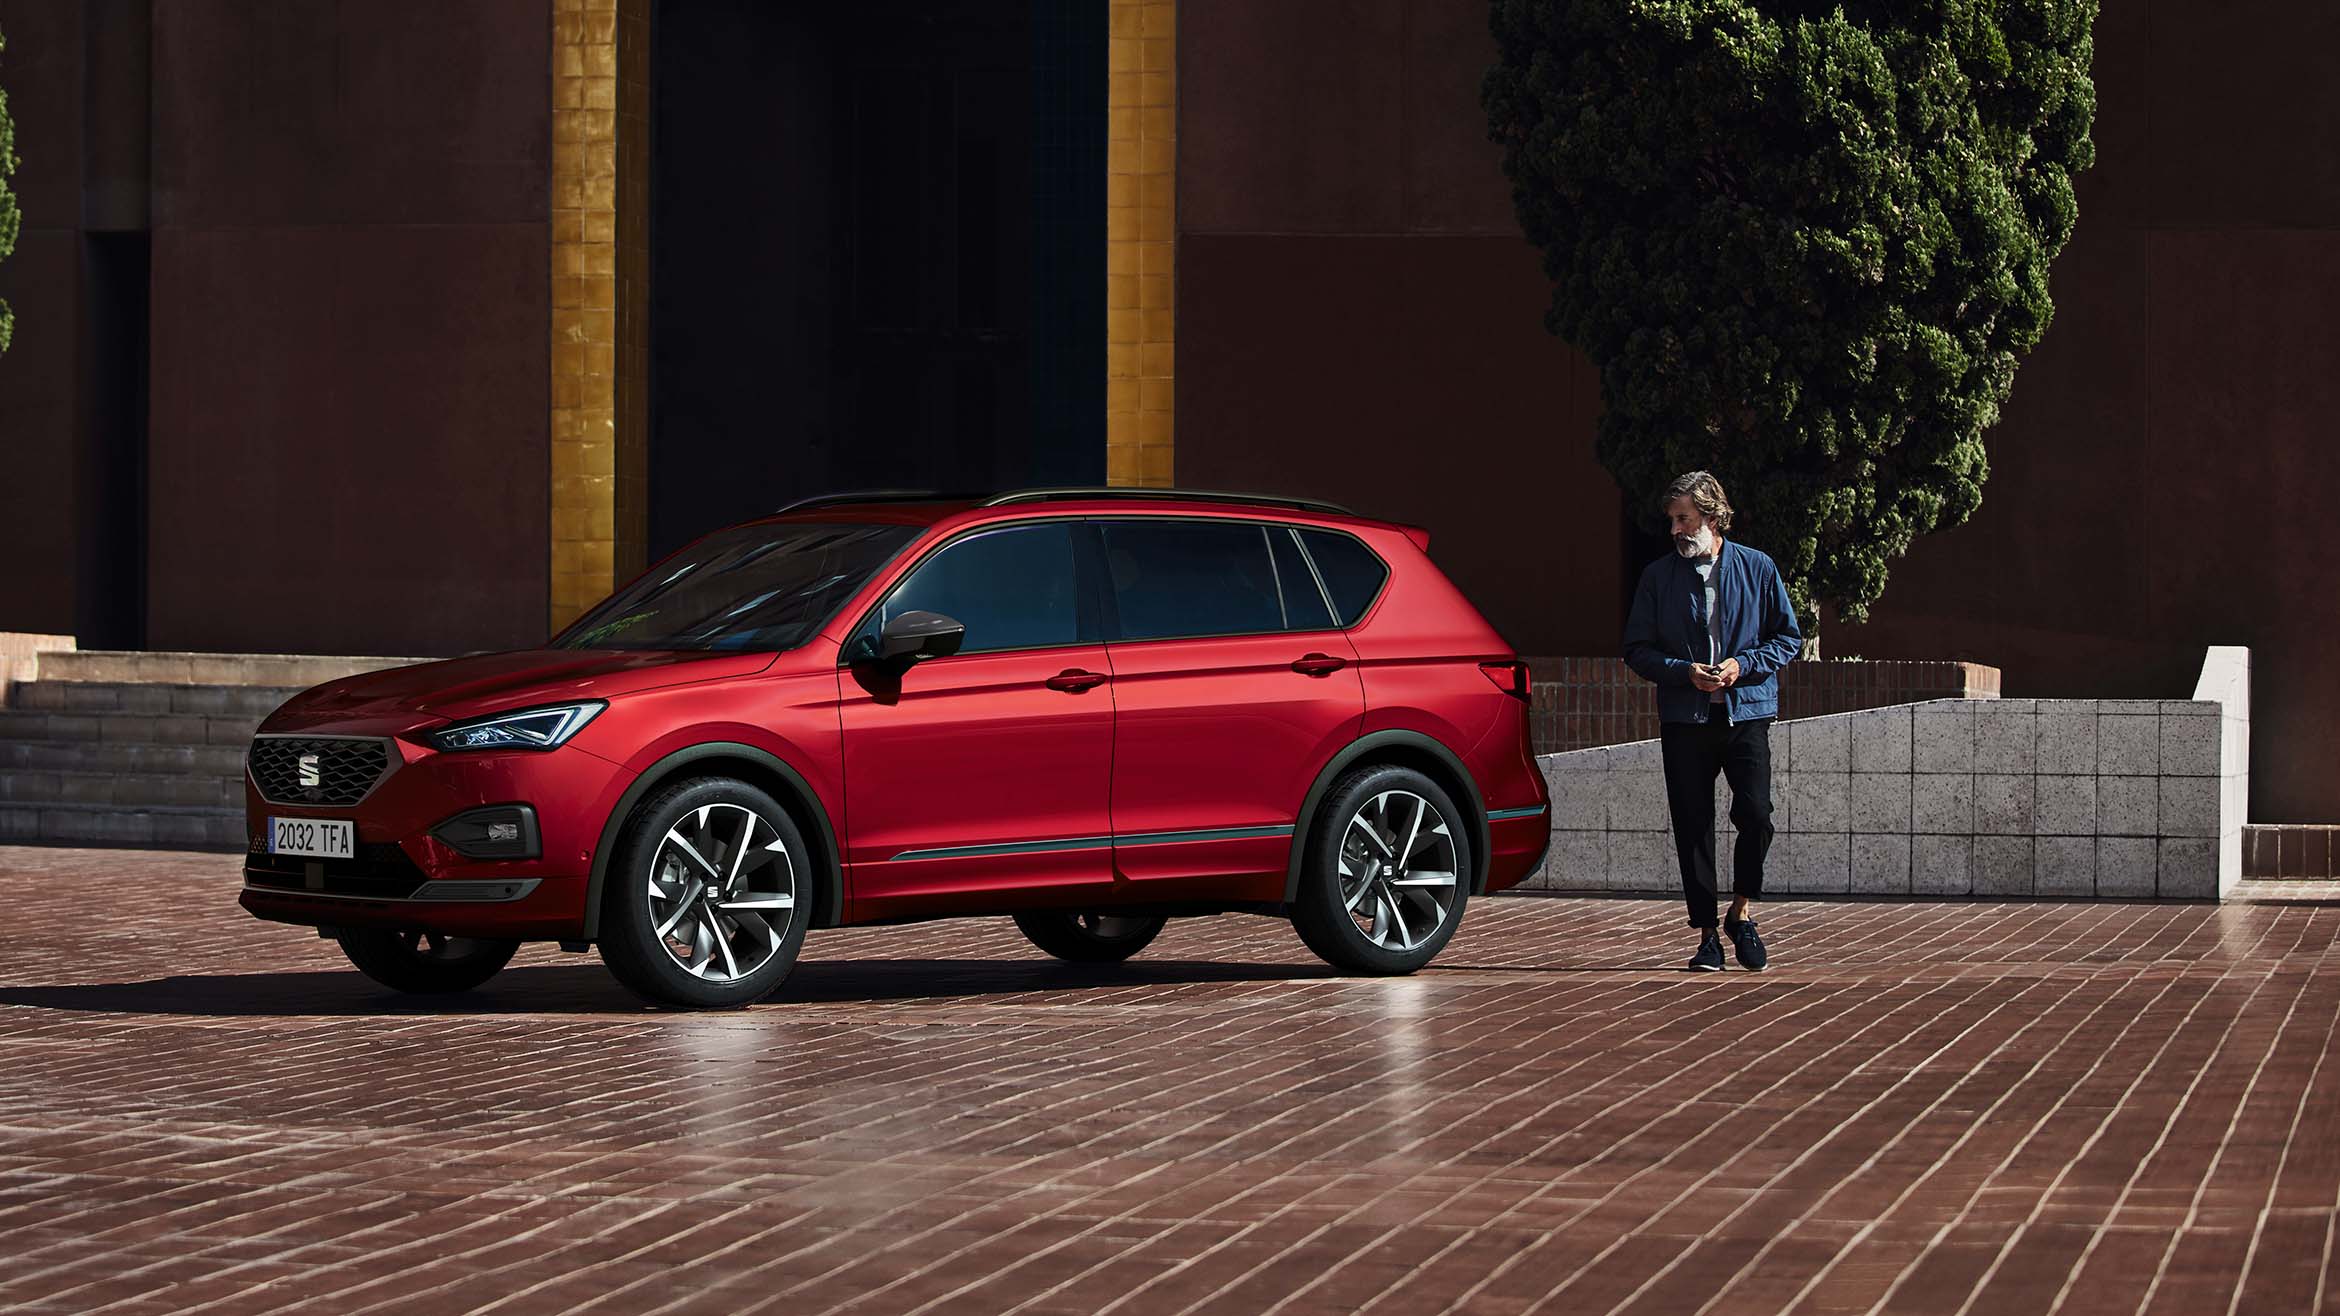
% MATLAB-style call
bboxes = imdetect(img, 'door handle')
[1291,653,1348,677]
[1046,668,1109,693]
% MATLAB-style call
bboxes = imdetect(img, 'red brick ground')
[2,846,2337,1315]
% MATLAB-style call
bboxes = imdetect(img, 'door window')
[860,522,1088,655]
[1102,520,1290,641]
[1269,527,1338,631]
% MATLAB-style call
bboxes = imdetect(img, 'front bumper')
[239,735,633,940]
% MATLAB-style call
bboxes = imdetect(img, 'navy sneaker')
[1723,914,1767,971]
[1687,929,1725,972]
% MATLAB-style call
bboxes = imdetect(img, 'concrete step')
[0,708,261,749]
[8,679,297,718]
[0,739,248,776]
[36,649,430,688]
[0,801,245,852]
[0,769,243,810]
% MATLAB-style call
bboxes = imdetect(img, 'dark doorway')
[78,232,150,649]
[648,0,1105,559]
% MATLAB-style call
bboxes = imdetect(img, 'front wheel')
[1014,911,1166,963]
[1290,765,1471,974]
[597,777,813,1009]
[337,930,519,994]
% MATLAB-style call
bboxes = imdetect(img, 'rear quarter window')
[1297,529,1390,626]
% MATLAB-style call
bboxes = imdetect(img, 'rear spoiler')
[1395,524,1431,552]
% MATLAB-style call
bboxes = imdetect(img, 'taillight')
[1479,660,1531,703]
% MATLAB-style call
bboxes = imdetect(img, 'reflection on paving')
[1,846,2337,1315]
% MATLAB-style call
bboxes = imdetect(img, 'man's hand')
[1716,657,1741,687]
[1690,663,1723,692]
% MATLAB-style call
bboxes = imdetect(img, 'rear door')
[1098,518,1366,900]
[836,520,1117,919]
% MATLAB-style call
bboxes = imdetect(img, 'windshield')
[550,521,920,652]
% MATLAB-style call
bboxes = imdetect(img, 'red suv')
[241,490,1552,1007]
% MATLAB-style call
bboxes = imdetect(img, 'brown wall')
[144,2,552,656]
[0,1,553,657]
[1182,0,2340,821]
[1832,0,2340,821]
[1175,0,1619,660]
[0,0,95,636]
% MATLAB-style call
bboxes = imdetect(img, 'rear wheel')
[337,930,518,994]
[597,777,812,1009]
[1291,765,1471,974]
[1014,910,1166,963]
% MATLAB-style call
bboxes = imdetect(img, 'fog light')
[432,805,541,860]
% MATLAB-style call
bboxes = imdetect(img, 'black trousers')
[1658,717,1775,928]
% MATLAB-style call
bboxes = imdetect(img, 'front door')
[1096,518,1367,900]
[837,521,1115,920]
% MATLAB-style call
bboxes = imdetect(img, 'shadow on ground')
[0,956,1348,1017]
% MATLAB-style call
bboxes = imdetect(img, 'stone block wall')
[1524,647,2251,902]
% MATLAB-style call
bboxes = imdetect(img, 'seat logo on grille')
[297,753,321,788]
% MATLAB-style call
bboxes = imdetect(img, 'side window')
[863,523,1086,655]
[1269,528,1337,631]
[1297,529,1390,626]
[1102,520,1284,641]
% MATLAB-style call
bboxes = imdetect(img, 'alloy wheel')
[1337,789,1460,952]
[643,802,798,983]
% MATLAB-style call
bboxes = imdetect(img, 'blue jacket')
[1622,540,1803,725]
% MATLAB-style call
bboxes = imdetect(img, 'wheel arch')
[1284,729,1490,904]
[582,742,845,939]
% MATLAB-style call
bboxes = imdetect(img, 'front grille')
[248,736,392,806]
[245,842,427,900]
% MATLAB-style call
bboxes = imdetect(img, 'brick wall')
[1107,0,1177,488]
[1523,657,2001,757]
[2244,825,2340,878]
[550,0,621,630]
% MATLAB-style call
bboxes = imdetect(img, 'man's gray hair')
[1662,470,1733,533]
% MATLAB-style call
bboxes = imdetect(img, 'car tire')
[1013,911,1167,963]
[597,776,814,1009]
[1291,764,1472,974]
[337,930,519,994]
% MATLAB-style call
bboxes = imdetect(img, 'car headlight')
[429,702,605,752]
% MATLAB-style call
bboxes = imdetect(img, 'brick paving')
[2,847,2338,1315]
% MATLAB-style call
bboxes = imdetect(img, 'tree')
[0,22,16,356]
[1484,1,2095,638]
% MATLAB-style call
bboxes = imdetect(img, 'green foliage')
[0,23,16,355]
[1484,0,2095,628]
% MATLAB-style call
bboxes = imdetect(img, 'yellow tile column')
[549,0,645,631]
[1108,1,1174,488]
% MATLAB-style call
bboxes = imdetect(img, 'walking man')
[1622,471,1803,971]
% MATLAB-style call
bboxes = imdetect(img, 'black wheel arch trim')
[1284,729,1491,904]
[582,742,844,939]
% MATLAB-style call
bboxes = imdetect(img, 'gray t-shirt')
[1693,554,1723,702]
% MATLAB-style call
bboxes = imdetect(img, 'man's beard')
[1674,525,1717,558]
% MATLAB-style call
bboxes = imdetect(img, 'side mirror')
[876,610,965,666]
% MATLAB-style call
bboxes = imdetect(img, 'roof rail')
[769,489,971,515]
[980,487,1356,517]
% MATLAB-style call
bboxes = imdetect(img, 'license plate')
[269,817,354,860]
